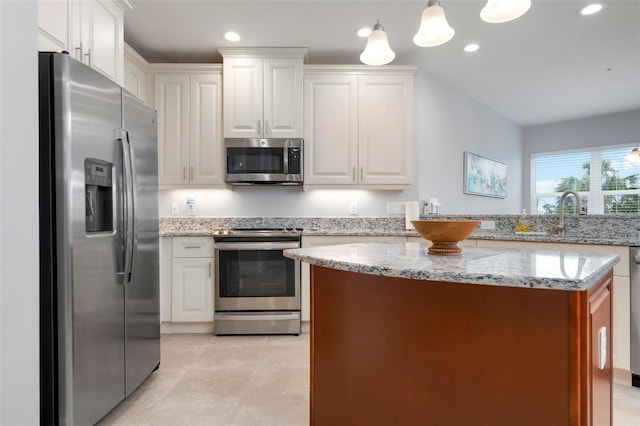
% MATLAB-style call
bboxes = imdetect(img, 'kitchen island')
[284,243,620,426]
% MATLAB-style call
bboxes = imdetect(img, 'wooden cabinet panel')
[589,282,612,426]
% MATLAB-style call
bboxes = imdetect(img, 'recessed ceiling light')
[464,43,480,53]
[224,31,240,42]
[580,3,604,16]
[356,27,372,38]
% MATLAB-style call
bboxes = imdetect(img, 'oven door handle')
[214,242,300,250]
[214,313,300,321]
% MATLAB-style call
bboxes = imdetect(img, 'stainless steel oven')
[214,229,301,335]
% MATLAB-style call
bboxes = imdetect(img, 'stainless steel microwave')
[225,138,303,185]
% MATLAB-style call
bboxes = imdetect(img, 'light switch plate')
[349,201,358,215]
[171,202,179,215]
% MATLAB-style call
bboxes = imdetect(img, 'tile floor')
[98,330,640,426]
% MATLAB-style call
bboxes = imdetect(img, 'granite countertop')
[284,243,620,291]
[159,227,638,246]
[158,216,640,246]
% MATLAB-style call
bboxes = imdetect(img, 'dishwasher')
[631,247,640,387]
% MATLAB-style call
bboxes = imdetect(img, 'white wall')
[0,1,40,424]
[415,69,523,215]
[522,109,640,211]
[159,69,524,217]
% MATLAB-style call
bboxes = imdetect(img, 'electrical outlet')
[386,202,405,215]
[480,220,496,230]
[349,201,358,215]
[171,202,179,215]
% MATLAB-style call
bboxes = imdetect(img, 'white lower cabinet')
[300,235,406,321]
[170,237,215,322]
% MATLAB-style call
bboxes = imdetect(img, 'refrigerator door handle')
[118,128,135,283]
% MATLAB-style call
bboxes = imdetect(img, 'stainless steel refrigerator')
[38,52,160,425]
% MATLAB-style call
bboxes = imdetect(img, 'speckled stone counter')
[159,215,640,246]
[284,243,619,291]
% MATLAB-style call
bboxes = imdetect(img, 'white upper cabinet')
[303,74,359,185]
[37,0,129,85]
[304,66,415,189]
[123,43,148,104]
[220,48,306,139]
[152,65,224,188]
[37,0,71,53]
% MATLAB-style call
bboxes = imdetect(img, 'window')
[531,146,640,214]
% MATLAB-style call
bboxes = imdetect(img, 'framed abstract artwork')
[463,151,508,198]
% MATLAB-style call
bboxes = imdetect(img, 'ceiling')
[123,0,640,127]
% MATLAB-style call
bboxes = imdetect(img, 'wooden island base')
[310,266,612,426]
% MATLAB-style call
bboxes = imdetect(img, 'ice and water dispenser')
[85,158,113,233]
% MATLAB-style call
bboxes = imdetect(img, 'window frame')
[530,143,640,215]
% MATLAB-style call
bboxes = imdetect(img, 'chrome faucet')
[553,190,586,235]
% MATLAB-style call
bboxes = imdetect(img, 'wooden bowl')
[410,220,481,256]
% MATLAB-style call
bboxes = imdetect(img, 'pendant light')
[624,147,640,163]
[480,0,531,24]
[360,19,396,66]
[413,0,455,48]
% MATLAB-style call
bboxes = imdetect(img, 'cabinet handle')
[265,120,270,136]
[183,245,202,249]
[598,326,607,370]
[352,167,356,181]
[209,262,212,277]
[190,166,194,180]
[360,167,364,180]
[84,48,91,66]
[257,120,262,135]
[75,43,83,60]
[183,166,187,180]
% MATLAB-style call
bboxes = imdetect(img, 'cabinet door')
[155,74,190,185]
[223,58,263,138]
[303,74,358,185]
[263,58,303,138]
[172,258,214,322]
[189,74,224,185]
[77,0,124,84]
[358,75,413,185]
[590,282,612,426]
[37,0,71,52]
[124,51,146,103]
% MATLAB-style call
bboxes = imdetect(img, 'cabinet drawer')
[172,237,214,257]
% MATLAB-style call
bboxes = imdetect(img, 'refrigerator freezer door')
[122,90,161,396]
[50,54,126,425]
